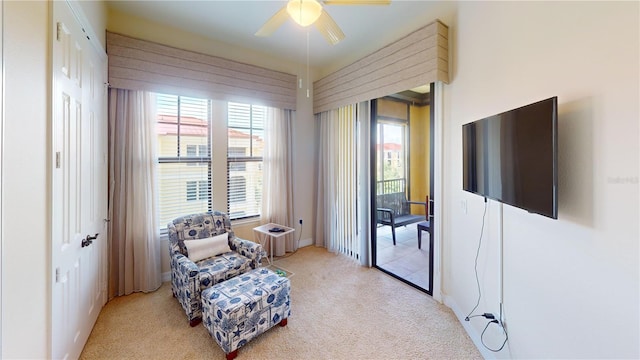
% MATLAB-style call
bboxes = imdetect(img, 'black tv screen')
[462,97,558,219]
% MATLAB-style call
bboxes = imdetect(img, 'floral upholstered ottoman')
[202,268,291,360]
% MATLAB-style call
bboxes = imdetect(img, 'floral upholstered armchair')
[167,211,265,326]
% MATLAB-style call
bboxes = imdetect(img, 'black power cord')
[273,219,303,259]
[464,198,509,353]
[465,198,488,321]
[481,319,509,352]
[297,219,302,249]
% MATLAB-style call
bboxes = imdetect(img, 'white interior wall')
[442,2,639,358]
[0,0,3,351]
[291,74,317,248]
[2,1,50,357]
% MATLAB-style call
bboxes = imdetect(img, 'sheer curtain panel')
[108,88,162,297]
[262,108,294,256]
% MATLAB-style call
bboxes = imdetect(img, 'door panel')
[372,88,433,294]
[52,2,107,358]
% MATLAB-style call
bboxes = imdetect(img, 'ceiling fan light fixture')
[286,0,322,27]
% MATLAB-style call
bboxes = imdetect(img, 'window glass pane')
[180,96,209,119]
[381,123,405,182]
[252,129,264,157]
[227,101,267,220]
[198,180,209,200]
[251,106,265,129]
[180,127,208,155]
[228,146,246,158]
[186,181,197,201]
[229,162,246,171]
[156,93,209,159]
[180,108,208,158]
[158,162,210,223]
[187,145,197,157]
[157,94,179,158]
[228,176,246,203]
[157,93,212,233]
[228,102,251,128]
[228,129,251,157]
[227,160,262,219]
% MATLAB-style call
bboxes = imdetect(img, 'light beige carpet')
[80,246,481,359]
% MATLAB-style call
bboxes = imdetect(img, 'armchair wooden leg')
[226,350,238,360]
[279,318,288,327]
[189,317,202,327]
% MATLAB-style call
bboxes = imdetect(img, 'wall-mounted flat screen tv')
[462,97,558,219]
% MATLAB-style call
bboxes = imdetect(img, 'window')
[155,94,268,228]
[227,102,265,220]
[156,94,211,232]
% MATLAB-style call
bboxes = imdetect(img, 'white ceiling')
[106,0,448,72]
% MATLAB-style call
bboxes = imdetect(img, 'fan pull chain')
[306,30,310,98]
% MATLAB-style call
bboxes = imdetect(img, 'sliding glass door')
[372,85,434,295]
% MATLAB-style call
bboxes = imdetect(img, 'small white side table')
[253,223,295,266]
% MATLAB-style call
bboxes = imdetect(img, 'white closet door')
[51,1,108,359]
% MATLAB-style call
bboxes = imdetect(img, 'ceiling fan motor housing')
[287,0,323,27]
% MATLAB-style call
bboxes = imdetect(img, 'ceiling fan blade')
[314,10,345,45]
[323,0,391,5]
[255,6,289,37]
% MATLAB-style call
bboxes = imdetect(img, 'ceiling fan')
[255,0,391,45]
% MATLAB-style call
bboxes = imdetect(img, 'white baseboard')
[297,237,313,248]
[161,272,171,283]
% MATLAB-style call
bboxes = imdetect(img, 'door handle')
[428,198,434,218]
[82,233,99,247]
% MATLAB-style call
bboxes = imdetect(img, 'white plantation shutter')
[227,102,265,220]
[156,93,212,231]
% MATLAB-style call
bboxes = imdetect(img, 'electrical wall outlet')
[299,218,303,225]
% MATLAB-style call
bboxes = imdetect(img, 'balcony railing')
[377,178,405,195]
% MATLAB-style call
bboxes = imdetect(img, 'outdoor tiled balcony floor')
[375,223,431,291]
